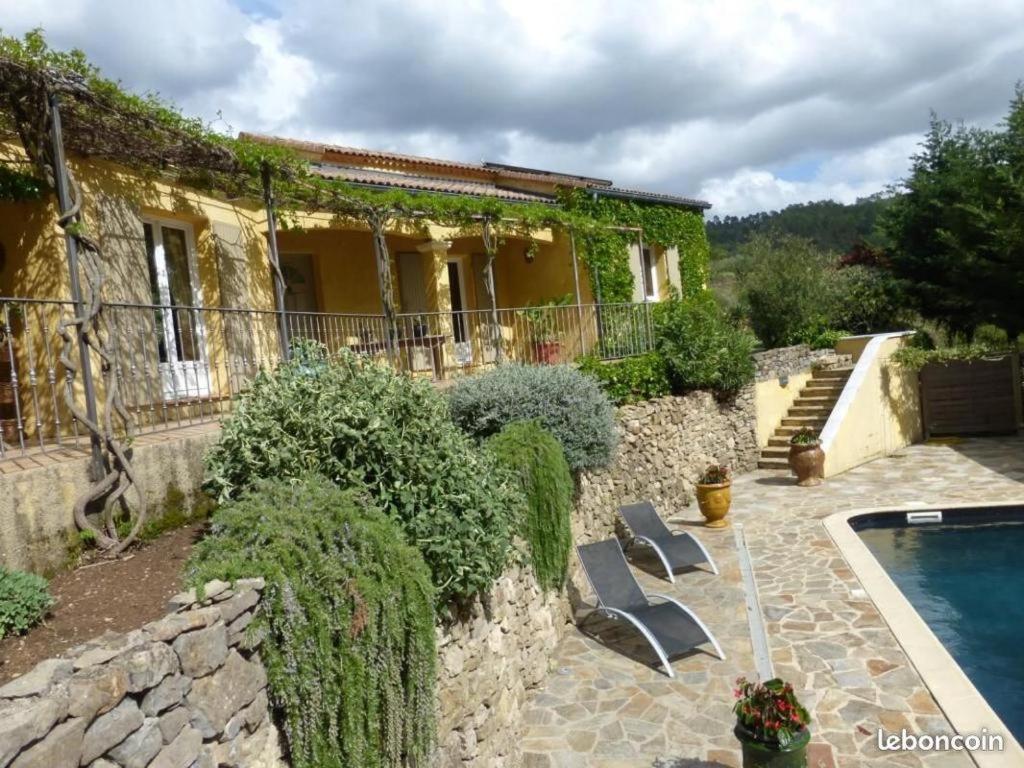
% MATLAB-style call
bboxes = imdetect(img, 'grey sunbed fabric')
[575,539,725,677]
[619,500,719,582]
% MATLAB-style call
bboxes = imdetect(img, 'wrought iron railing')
[0,297,655,461]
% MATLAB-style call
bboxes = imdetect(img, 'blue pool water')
[856,511,1024,744]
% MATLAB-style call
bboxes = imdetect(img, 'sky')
[3,0,1023,216]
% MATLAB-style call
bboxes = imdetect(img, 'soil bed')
[0,522,204,684]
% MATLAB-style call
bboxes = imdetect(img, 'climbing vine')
[0,165,44,202]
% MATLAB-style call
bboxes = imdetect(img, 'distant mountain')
[706,194,894,257]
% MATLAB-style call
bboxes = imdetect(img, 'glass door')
[144,220,211,400]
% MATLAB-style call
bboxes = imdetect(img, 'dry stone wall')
[575,389,758,540]
[434,389,759,766]
[0,579,282,768]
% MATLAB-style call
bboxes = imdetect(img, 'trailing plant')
[889,342,1010,371]
[448,363,618,473]
[488,421,574,591]
[733,677,809,747]
[652,294,756,396]
[0,164,45,201]
[577,353,671,405]
[187,477,436,768]
[789,427,819,446]
[0,567,53,639]
[698,464,731,485]
[204,342,522,605]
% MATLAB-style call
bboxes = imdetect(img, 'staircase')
[757,366,854,470]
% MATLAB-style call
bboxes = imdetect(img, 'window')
[641,247,658,301]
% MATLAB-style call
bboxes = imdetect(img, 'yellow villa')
[0,116,710,453]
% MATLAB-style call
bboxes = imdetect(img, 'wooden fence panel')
[920,355,1021,437]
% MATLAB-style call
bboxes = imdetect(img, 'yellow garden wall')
[754,371,814,447]
[821,332,921,477]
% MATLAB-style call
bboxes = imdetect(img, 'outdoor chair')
[619,501,719,582]
[576,539,725,678]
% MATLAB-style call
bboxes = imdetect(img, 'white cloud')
[2,0,1023,216]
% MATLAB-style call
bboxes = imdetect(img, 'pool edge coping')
[823,500,1024,768]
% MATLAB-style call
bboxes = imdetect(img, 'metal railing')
[0,297,655,461]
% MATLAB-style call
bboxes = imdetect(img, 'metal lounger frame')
[576,540,725,678]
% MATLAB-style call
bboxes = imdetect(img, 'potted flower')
[695,464,731,528]
[733,677,810,768]
[518,294,572,364]
[788,428,824,487]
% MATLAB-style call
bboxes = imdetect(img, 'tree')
[881,86,1024,339]
[736,232,837,348]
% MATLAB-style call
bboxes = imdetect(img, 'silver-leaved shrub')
[448,363,618,473]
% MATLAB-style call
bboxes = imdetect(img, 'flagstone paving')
[522,437,1024,767]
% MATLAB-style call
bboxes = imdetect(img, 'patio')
[522,436,1024,768]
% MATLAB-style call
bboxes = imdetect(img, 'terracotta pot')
[788,442,824,487]
[532,340,561,365]
[695,481,731,528]
[735,724,810,768]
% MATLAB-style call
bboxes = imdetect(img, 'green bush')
[577,353,671,405]
[652,294,756,395]
[187,477,436,768]
[448,363,617,473]
[797,326,850,350]
[829,265,908,335]
[0,568,53,639]
[738,232,837,348]
[489,422,574,590]
[204,344,521,604]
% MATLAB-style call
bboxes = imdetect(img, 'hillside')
[707,194,893,257]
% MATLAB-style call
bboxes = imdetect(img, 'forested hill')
[706,194,893,256]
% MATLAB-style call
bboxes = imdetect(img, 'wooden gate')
[920,355,1022,437]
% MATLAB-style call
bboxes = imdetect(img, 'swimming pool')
[853,507,1024,745]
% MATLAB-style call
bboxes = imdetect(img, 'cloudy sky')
[3,0,1023,215]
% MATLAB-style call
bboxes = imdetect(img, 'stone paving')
[521,437,1024,767]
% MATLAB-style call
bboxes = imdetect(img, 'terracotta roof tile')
[311,163,555,204]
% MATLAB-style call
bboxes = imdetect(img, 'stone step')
[792,395,836,406]
[802,385,843,397]
[789,405,832,417]
[767,436,792,448]
[812,367,853,380]
[781,416,827,427]
[760,446,790,459]
[758,458,791,470]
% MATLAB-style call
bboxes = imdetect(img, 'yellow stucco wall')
[754,371,814,447]
[822,334,922,477]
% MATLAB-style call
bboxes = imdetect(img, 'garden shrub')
[0,568,53,639]
[577,353,671,405]
[489,421,573,590]
[737,232,838,348]
[187,477,436,768]
[204,343,521,604]
[448,363,617,473]
[652,294,756,395]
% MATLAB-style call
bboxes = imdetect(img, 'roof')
[310,163,554,204]
[242,133,597,188]
[243,132,711,211]
[590,186,712,210]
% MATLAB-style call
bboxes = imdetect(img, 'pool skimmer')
[906,510,943,525]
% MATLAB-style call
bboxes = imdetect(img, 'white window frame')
[142,216,210,400]
[642,247,659,301]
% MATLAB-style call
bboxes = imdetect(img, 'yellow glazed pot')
[696,482,732,528]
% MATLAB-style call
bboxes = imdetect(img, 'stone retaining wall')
[435,565,570,767]
[0,578,282,768]
[753,344,832,381]
[434,389,759,766]
[575,389,758,539]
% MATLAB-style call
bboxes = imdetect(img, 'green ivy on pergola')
[0,30,710,553]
